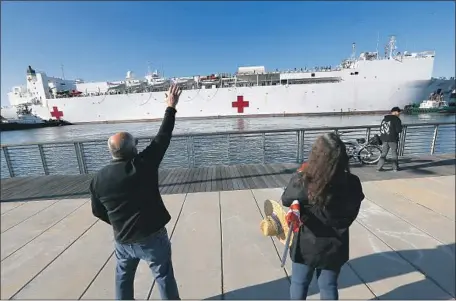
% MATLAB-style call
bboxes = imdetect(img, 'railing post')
[79,142,88,174]
[262,133,266,164]
[399,126,408,156]
[186,136,193,168]
[74,142,88,174]
[3,147,15,178]
[430,125,439,155]
[37,144,49,175]
[296,130,301,163]
[366,127,371,141]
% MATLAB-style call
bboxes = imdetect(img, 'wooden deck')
[1,174,454,299]
[1,154,455,202]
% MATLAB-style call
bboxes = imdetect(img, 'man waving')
[90,85,182,300]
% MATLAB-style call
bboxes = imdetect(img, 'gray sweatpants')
[377,141,399,170]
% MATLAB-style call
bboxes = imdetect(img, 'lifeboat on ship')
[199,74,220,85]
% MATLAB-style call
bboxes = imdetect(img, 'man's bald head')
[108,132,138,159]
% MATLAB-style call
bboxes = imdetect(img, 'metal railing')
[1,122,455,179]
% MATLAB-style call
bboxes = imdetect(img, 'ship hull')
[3,56,452,124]
[1,79,446,124]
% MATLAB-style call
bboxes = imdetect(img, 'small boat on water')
[1,104,72,131]
[404,88,456,114]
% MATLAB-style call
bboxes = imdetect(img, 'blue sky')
[1,1,455,105]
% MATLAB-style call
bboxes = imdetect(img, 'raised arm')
[137,85,182,166]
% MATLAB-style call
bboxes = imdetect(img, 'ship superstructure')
[2,36,454,123]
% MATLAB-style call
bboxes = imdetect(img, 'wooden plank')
[394,176,455,202]
[209,166,217,192]
[174,167,190,195]
[249,164,268,189]
[220,190,289,299]
[0,201,25,215]
[356,200,455,297]
[215,166,223,191]
[81,193,187,300]
[1,200,58,233]
[0,155,454,200]
[197,167,209,193]
[12,220,114,299]
[361,182,455,245]
[238,165,253,189]
[228,166,243,191]
[0,200,94,300]
[1,199,89,260]
[149,192,221,299]
[204,166,214,192]
[372,178,455,220]
[158,169,173,194]
[348,222,452,299]
[223,165,234,191]
[161,168,180,195]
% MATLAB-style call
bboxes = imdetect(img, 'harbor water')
[1,113,455,179]
[1,113,455,145]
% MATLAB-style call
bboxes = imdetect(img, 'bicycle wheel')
[357,145,382,164]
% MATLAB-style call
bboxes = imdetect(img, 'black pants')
[377,141,399,170]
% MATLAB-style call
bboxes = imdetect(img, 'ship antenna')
[61,64,65,80]
[376,31,380,59]
[351,42,356,60]
[388,35,397,59]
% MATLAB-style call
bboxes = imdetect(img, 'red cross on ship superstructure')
[232,96,249,113]
[50,106,64,120]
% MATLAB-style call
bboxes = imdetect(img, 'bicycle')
[335,131,383,165]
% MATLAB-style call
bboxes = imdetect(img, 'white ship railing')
[1,122,454,179]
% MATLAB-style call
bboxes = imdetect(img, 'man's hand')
[165,85,182,109]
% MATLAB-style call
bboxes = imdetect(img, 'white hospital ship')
[2,36,455,124]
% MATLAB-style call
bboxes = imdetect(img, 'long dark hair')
[300,132,350,207]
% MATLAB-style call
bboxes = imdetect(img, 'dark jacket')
[281,171,364,270]
[379,114,402,142]
[90,107,176,244]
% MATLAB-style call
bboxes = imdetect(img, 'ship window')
[311,73,315,77]
[354,72,359,75]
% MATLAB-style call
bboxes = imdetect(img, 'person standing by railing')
[377,106,403,172]
[89,85,182,300]
[281,132,365,300]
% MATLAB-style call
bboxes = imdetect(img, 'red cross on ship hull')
[50,106,64,120]
[232,96,249,113]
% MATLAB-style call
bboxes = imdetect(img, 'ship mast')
[388,35,397,59]
[61,64,65,80]
[376,31,380,59]
[351,42,356,60]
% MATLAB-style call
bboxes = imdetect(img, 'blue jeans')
[114,227,180,300]
[290,262,340,300]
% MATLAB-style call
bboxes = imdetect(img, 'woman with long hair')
[281,132,365,300]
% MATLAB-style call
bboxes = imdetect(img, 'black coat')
[281,171,364,270]
[379,114,403,142]
[90,107,176,244]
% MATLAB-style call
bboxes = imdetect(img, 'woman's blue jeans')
[290,261,340,300]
